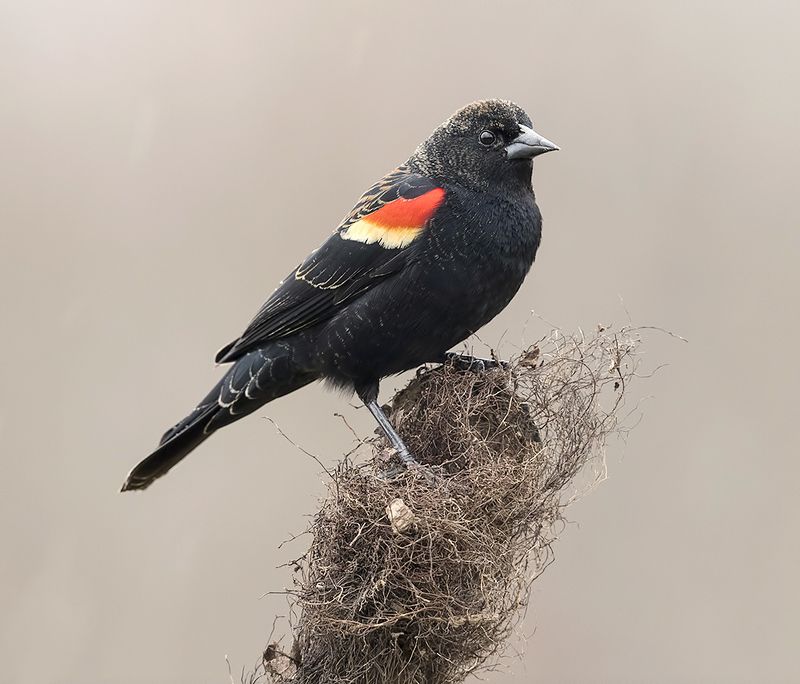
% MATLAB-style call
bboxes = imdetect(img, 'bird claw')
[444,353,509,372]
[406,461,440,487]
[375,451,440,486]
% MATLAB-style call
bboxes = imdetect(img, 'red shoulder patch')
[340,188,445,248]
[367,187,446,228]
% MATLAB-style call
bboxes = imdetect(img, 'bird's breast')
[426,188,541,302]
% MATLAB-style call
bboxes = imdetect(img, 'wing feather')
[215,167,444,363]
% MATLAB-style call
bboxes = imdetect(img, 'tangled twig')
[251,326,644,684]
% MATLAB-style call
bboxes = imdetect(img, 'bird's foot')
[394,443,419,469]
[376,449,440,486]
[444,352,509,372]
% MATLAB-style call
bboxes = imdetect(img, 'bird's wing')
[215,166,446,363]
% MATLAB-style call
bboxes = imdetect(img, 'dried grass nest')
[253,327,642,684]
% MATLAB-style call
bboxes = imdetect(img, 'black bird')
[122,99,558,491]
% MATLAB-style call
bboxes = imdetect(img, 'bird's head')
[410,99,558,191]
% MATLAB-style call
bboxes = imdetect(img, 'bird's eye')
[479,130,497,147]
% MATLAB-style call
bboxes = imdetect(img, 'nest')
[252,327,641,684]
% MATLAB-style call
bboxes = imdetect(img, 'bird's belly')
[314,252,530,385]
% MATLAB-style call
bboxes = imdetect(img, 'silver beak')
[505,124,559,160]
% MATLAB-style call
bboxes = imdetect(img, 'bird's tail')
[121,347,319,492]
[120,396,220,492]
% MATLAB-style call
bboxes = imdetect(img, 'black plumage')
[122,99,558,491]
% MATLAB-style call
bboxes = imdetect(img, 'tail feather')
[122,347,320,492]
[121,403,217,492]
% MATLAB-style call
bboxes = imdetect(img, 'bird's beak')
[505,125,559,160]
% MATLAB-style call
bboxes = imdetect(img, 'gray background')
[1,1,798,682]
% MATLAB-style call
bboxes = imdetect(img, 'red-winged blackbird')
[122,100,558,491]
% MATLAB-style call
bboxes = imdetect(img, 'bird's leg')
[356,381,418,468]
[364,399,419,468]
[440,352,509,372]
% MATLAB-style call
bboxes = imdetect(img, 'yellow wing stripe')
[341,217,424,248]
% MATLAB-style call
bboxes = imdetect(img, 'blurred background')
[1,1,798,682]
